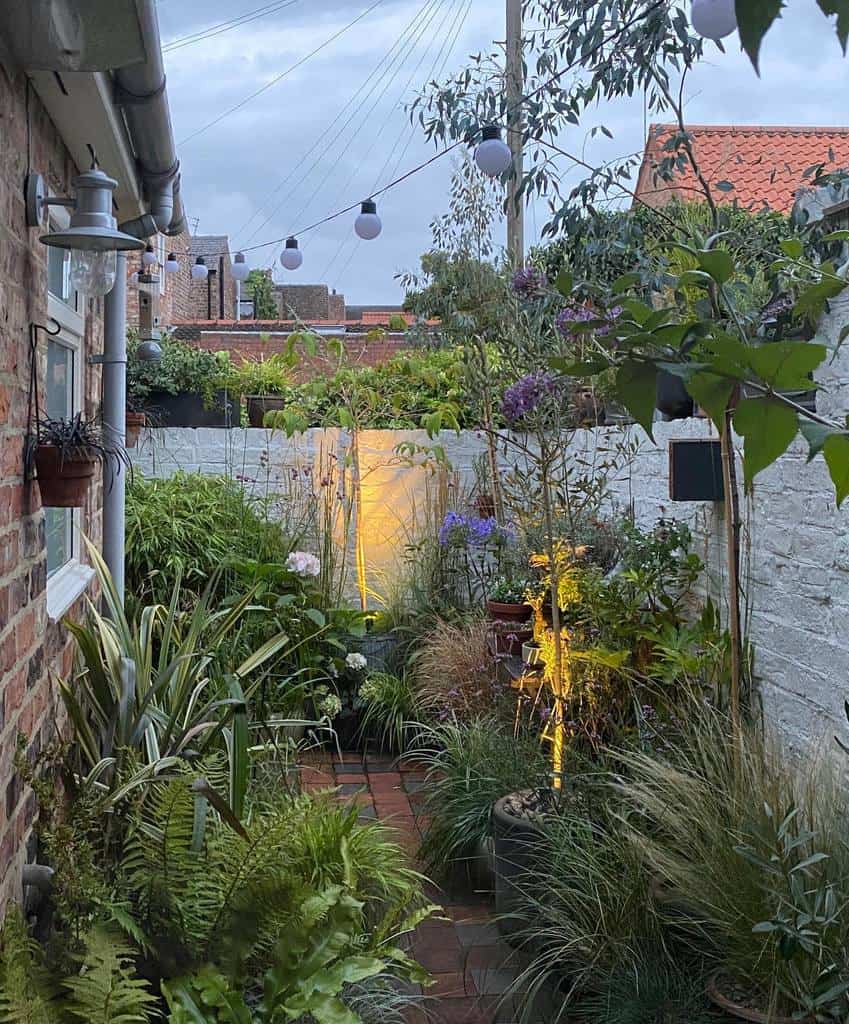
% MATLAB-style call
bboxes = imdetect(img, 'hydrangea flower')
[501,372,561,427]
[313,686,342,719]
[345,652,368,671]
[286,551,320,577]
[511,265,547,298]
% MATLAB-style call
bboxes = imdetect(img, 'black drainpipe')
[207,267,217,320]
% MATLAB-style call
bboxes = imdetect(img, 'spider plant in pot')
[34,414,127,507]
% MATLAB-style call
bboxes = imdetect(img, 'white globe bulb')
[354,201,382,240]
[142,245,157,267]
[474,127,512,178]
[191,258,209,281]
[130,270,140,286]
[280,240,303,271]
[690,0,737,39]
[232,253,251,282]
[70,248,117,297]
[165,254,180,275]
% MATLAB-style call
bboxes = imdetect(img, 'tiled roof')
[634,124,849,213]
[191,235,230,262]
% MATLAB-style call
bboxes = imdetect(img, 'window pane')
[46,339,73,420]
[45,508,72,579]
[47,246,73,305]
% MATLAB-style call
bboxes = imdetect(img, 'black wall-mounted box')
[668,438,724,502]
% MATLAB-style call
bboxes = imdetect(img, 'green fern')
[62,929,157,1024]
[0,907,59,1024]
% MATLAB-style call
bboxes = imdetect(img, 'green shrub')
[127,332,231,406]
[125,471,290,606]
[358,672,417,753]
[416,718,549,876]
[234,353,293,396]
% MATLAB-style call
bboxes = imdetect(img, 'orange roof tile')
[634,124,849,213]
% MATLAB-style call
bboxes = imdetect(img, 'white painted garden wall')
[130,295,849,754]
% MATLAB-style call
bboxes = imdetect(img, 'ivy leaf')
[799,419,834,462]
[615,359,657,440]
[555,269,573,298]
[733,397,798,487]
[736,0,786,73]
[747,341,828,390]
[687,372,736,430]
[824,434,849,505]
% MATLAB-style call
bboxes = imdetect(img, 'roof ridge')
[648,123,849,135]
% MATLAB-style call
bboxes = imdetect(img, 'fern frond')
[62,928,157,1024]
[0,907,60,1024]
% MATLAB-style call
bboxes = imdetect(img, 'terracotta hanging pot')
[35,445,97,507]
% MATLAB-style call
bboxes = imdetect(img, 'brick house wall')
[171,324,413,380]
[0,62,105,907]
[125,225,194,330]
[275,284,345,321]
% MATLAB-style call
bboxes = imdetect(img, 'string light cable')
[235,0,443,245]
[175,0,667,260]
[162,0,303,53]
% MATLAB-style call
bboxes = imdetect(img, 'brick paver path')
[300,749,534,1023]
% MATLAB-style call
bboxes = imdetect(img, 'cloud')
[160,0,849,303]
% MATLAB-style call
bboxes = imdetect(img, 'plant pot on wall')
[656,370,694,420]
[35,445,97,507]
[125,411,146,448]
[143,390,241,428]
[246,395,286,428]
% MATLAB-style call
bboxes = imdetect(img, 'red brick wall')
[0,60,104,908]
[126,226,209,331]
[173,326,412,380]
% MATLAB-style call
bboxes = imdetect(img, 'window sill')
[46,561,95,622]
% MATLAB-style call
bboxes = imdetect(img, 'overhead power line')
[163,0,302,53]
[178,0,389,146]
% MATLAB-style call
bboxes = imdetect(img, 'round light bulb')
[136,339,162,362]
[280,238,303,271]
[354,200,382,240]
[165,253,180,275]
[70,248,117,297]
[474,126,512,178]
[232,252,250,282]
[690,0,737,39]
[142,244,157,267]
[191,257,209,280]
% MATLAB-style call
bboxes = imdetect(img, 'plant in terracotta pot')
[125,397,146,448]
[486,574,533,656]
[237,351,295,427]
[34,414,127,508]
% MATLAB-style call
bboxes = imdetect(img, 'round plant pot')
[486,599,532,624]
[35,446,97,508]
[125,411,146,448]
[246,395,286,428]
[521,641,544,669]
[487,600,533,656]
[656,370,694,420]
[492,792,546,940]
[346,632,400,674]
[706,973,808,1024]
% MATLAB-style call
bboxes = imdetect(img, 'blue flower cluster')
[511,265,547,298]
[501,371,560,427]
[439,511,515,549]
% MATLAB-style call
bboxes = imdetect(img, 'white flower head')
[286,551,321,577]
[345,652,367,671]
[316,692,342,719]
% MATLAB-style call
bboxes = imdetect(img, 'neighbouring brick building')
[187,235,237,321]
[125,224,195,329]
[0,5,184,908]
[275,283,346,321]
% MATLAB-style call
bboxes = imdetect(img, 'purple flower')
[556,304,622,340]
[439,511,515,549]
[501,372,561,427]
[512,265,547,298]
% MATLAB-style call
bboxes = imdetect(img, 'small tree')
[245,269,279,320]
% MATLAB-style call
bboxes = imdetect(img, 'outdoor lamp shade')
[136,339,162,362]
[36,168,144,253]
[142,244,157,266]
[191,257,209,280]
[232,251,250,281]
[70,248,117,297]
[165,254,180,274]
[690,0,737,38]
[280,238,303,271]
[354,200,382,240]
[474,126,512,177]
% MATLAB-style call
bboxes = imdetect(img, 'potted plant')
[34,414,126,507]
[125,399,146,447]
[487,576,533,656]
[238,353,293,427]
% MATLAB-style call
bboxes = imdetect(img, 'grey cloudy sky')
[159,0,849,305]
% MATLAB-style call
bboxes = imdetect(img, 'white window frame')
[45,202,94,621]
